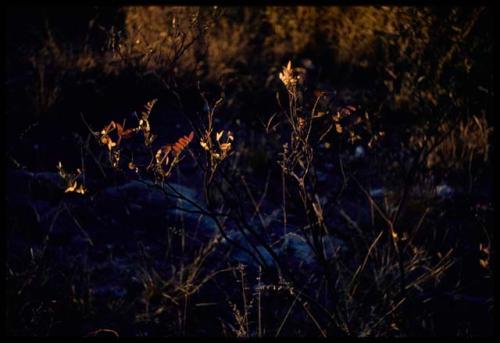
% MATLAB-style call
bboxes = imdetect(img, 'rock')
[369,187,386,198]
[6,169,35,200]
[220,228,347,269]
[354,145,366,159]
[278,232,347,266]
[220,230,275,267]
[98,179,218,235]
[436,184,454,198]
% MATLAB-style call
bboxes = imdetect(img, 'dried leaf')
[65,180,78,193]
[220,143,232,151]
[141,99,158,120]
[200,140,209,150]
[172,131,194,155]
[391,231,398,241]
[75,184,86,194]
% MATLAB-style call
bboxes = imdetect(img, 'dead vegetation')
[5,5,494,337]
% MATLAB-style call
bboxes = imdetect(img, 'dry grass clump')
[410,113,492,171]
[121,6,210,75]
[264,6,401,66]
[123,6,257,84]
[18,6,490,120]
[264,7,320,58]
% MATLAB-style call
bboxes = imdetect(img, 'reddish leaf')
[172,131,194,155]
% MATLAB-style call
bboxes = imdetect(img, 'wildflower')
[279,61,298,91]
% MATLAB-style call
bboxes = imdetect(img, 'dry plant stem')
[282,169,287,238]
[240,175,271,241]
[292,160,337,304]
[39,200,65,264]
[275,294,300,337]
[80,140,87,187]
[202,165,273,268]
[214,179,346,334]
[348,230,384,298]
[366,297,407,335]
[79,113,107,178]
[350,174,406,297]
[318,121,334,143]
[239,266,250,336]
[279,62,343,313]
[434,7,485,83]
[183,293,188,335]
[163,181,263,266]
[392,123,456,229]
[389,122,457,297]
[405,207,430,252]
[63,203,94,247]
[301,301,327,338]
[252,171,272,224]
[212,171,346,333]
[212,173,282,270]
[139,179,265,268]
[85,328,120,337]
[176,148,272,268]
[219,173,283,253]
[257,267,262,337]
